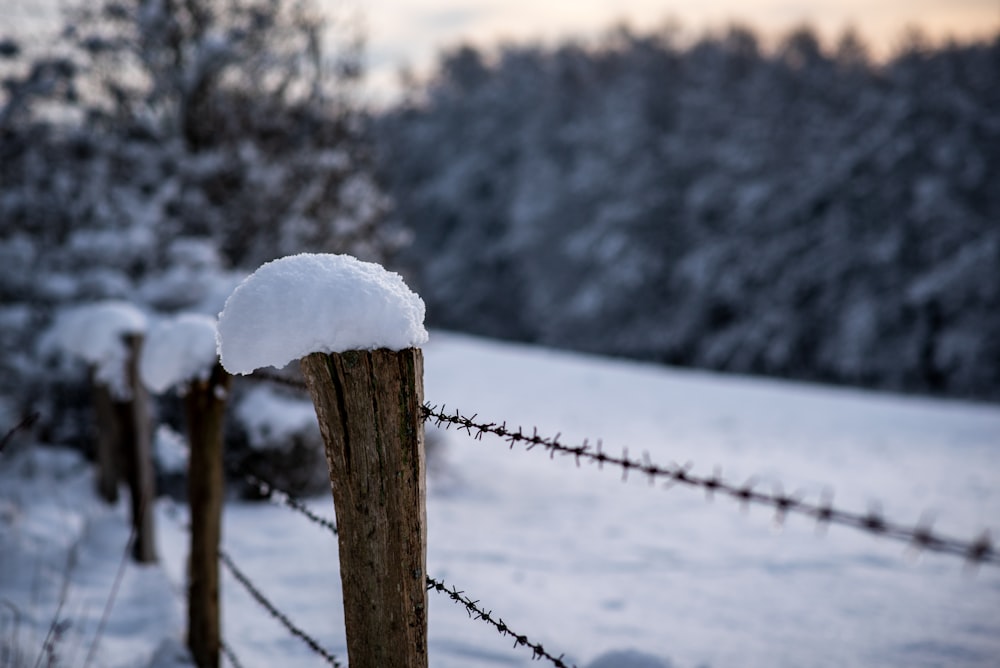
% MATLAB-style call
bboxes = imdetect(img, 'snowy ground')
[2,331,999,667]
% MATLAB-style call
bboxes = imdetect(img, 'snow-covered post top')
[140,313,221,395]
[216,253,429,668]
[216,252,427,374]
[44,300,148,399]
[44,300,157,562]
[43,301,149,506]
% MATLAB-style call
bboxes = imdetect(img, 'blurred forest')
[0,0,399,446]
[376,25,1000,401]
[1,5,998,453]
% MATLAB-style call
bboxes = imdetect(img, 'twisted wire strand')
[220,640,245,668]
[241,371,997,565]
[422,404,997,567]
[0,411,40,453]
[242,470,576,667]
[219,550,342,668]
[240,471,338,535]
[426,575,576,668]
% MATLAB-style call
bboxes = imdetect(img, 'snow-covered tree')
[376,25,1000,400]
[0,0,397,441]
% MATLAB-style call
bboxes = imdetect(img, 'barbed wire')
[422,404,998,567]
[242,470,576,666]
[220,639,245,668]
[238,470,338,535]
[218,549,342,668]
[0,411,40,453]
[246,367,996,563]
[426,575,575,668]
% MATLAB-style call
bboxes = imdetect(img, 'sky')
[359,0,1000,100]
[5,0,999,102]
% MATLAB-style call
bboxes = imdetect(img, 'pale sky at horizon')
[360,0,1000,101]
[5,0,999,103]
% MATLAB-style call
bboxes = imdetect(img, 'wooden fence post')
[300,347,428,668]
[184,362,231,668]
[120,332,157,563]
[91,370,121,504]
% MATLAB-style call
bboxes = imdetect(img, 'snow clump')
[42,301,148,398]
[216,253,428,375]
[141,313,219,393]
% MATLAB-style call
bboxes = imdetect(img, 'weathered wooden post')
[141,313,229,668]
[300,348,427,667]
[47,302,156,560]
[183,362,230,668]
[91,370,121,504]
[121,332,157,563]
[217,253,429,668]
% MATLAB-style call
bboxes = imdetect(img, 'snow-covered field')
[2,331,999,667]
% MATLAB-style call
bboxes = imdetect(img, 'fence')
[8,340,997,668]
[217,367,997,668]
[229,468,574,668]
[249,368,997,566]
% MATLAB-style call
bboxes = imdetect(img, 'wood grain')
[301,348,427,668]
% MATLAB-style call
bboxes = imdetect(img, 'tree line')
[2,9,998,452]
[375,25,1000,401]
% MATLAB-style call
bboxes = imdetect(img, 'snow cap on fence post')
[216,252,427,374]
[43,300,157,563]
[217,252,429,668]
[140,313,220,394]
[43,300,148,399]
